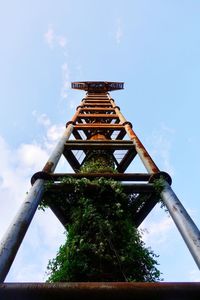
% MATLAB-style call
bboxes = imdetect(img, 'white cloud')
[32,111,51,127]
[57,35,67,48]
[44,26,71,100]
[18,143,48,171]
[189,269,200,282]
[60,63,70,99]
[32,111,65,150]
[44,26,67,50]
[47,124,65,142]
[44,26,54,48]
[0,115,70,281]
[116,18,123,44]
[146,124,175,176]
[141,215,174,246]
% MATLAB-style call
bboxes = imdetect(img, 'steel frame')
[0,81,200,298]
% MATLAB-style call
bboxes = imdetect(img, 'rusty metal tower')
[1,81,200,298]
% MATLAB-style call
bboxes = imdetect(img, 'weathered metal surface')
[62,149,81,172]
[80,107,115,112]
[77,113,118,118]
[71,81,124,92]
[75,124,124,130]
[125,125,159,174]
[47,172,151,181]
[161,182,200,269]
[89,133,107,140]
[109,96,159,174]
[134,194,158,227]
[45,182,154,193]
[0,179,44,282]
[117,148,137,172]
[2,83,200,286]
[1,282,200,300]
[64,140,135,150]
[83,103,113,107]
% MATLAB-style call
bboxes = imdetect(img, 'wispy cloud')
[116,18,123,44]
[141,216,174,246]
[58,35,67,48]
[0,113,71,281]
[60,63,70,99]
[44,25,68,50]
[32,111,51,127]
[44,26,71,101]
[189,269,200,282]
[44,25,54,48]
[146,124,175,176]
[32,111,65,150]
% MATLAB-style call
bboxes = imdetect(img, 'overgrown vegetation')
[40,152,162,282]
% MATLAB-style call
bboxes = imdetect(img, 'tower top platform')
[71,81,124,93]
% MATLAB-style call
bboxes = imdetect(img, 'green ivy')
[40,151,162,282]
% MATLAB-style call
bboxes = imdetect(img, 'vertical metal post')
[0,123,74,282]
[161,182,200,269]
[109,95,159,174]
[109,93,200,269]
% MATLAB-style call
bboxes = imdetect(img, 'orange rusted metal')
[1,282,200,300]
[72,81,124,92]
[2,80,200,285]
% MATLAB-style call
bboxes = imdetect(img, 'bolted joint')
[123,121,133,128]
[113,106,120,110]
[66,121,75,127]
[31,171,53,185]
[149,171,172,186]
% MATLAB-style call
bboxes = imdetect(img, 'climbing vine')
[40,154,162,282]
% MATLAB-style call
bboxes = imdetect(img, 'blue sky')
[0,0,200,282]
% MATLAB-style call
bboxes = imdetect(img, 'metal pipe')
[161,181,200,269]
[108,94,200,267]
[0,179,44,282]
[108,95,159,174]
[1,282,200,300]
[0,122,74,282]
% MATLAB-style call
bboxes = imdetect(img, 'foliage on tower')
[40,153,162,282]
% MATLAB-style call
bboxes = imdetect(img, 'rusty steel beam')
[64,140,135,150]
[63,149,81,172]
[105,93,200,269]
[134,194,158,227]
[74,124,124,130]
[83,103,113,107]
[45,182,154,193]
[108,95,159,174]
[46,172,151,181]
[80,107,115,112]
[1,282,200,300]
[117,148,137,173]
[77,113,118,119]
[65,139,133,144]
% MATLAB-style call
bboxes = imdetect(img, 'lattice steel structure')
[0,81,200,299]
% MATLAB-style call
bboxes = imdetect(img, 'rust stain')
[89,133,108,141]
[43,162,54,173]
[134,138,159,173]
